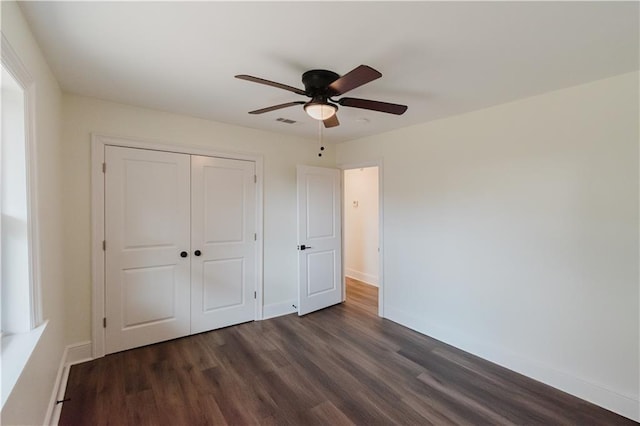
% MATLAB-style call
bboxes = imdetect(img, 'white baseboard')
[45,341,92,426]
[345,268,378,287]
[65,341,93,365]
[263,300,297,319]
[384,306,639,422]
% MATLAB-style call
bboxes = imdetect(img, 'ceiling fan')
[235,65,408,128]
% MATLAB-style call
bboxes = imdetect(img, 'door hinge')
[254,291,256,299]
[102,162,106,173]
[103,317,107,328]
[254,174,257,183]
[254,233,257,241]
[102,240,106,251]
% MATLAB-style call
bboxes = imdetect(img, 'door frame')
[339,160,384,317]
[91,133,264,358]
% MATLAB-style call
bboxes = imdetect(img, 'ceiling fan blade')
[248,101,305,114]
[236,74,306,96]
[323,114,340,128]
[327,65,382,96]
[338,97,407,115]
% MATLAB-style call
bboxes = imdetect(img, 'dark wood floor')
[60,278,635,425]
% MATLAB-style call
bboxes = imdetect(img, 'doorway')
[343,166,381,316]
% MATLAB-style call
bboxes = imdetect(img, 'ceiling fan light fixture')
[304,101,337,120]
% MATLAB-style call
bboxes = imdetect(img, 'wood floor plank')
[60,279,636,425]
[309,400,355,426]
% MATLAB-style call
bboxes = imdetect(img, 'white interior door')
[190,155,256,333]
[105,146,191,353]
[297,165,342,315]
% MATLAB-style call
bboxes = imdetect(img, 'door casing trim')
[91,133,264,358]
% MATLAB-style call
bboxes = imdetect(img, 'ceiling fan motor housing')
[302,69,340,97]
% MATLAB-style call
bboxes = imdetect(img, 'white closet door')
[105,146,191,354]
[190,155,256,334]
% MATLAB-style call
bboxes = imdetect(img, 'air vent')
[276,118,297,124]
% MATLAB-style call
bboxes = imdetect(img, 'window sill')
[1,320,48,408]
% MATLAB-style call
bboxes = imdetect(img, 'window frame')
[1,32,42,333]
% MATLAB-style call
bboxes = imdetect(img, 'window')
[2,63,31,334]
[1,34,44,408]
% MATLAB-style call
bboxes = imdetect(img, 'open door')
[297,165,342,315]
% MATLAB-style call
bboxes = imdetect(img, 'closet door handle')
[180,251,188,258]
[194,250,202,256]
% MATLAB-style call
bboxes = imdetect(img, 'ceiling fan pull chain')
[318,119,325,157]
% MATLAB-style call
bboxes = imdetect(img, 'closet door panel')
[105,146,191,354]
[191,155,256,333]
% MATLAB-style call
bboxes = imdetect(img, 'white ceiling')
[19,1,639,143]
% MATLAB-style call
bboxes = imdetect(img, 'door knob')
[194,250,202,256]
[298,244,313,251]
[180,251,188,258]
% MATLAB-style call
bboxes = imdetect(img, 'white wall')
[1,2,66,424]
[336,72,639,421]
[61,94,335,343]
[344,167,379,286]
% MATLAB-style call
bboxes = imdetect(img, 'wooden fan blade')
[236,74,306,96]
[327,65,382,96]
[248,101,305,114]
[338,97,407,115]
[323,114,340,128]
